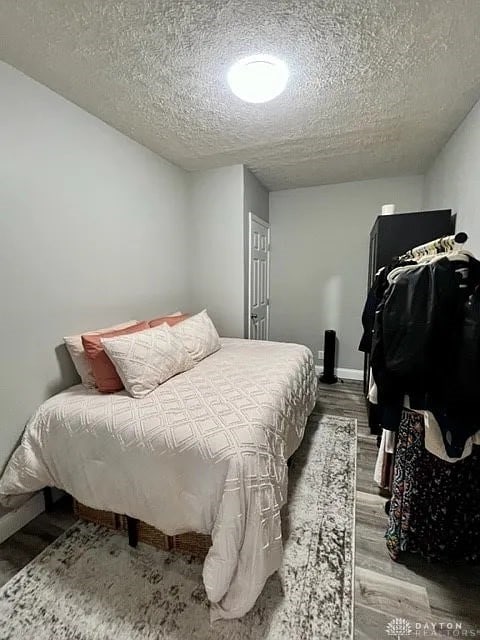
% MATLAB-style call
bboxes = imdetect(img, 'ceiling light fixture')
[227,55,289,104]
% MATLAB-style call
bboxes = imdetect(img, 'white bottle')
[381,204,396,215]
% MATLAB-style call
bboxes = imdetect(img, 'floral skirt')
[386,410,480,562]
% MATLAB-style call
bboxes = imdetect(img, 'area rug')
[0,413,356,640]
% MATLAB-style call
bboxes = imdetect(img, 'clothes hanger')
[398,232,468,262]
[387,233,470,284]
[417,249,471,265]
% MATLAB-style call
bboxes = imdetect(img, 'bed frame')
[43,488,211,559]
[44,459,294,558]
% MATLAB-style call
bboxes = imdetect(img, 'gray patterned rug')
[0,413,356,640]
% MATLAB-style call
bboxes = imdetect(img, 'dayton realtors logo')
[386,618,480,638]
[386,618,412,638]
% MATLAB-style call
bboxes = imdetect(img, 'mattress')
[0,338,317,620]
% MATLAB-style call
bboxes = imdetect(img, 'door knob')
[251,314,258,320]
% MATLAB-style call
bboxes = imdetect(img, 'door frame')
[247,212,271,339]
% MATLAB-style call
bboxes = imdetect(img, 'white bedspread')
[0,338,317,620]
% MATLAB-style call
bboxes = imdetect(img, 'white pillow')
[64,312,182,388]
[64,320,138,388]
[170,309,220,363]
[101,324,195,398]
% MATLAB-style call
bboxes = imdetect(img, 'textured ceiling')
[1,0,480,190]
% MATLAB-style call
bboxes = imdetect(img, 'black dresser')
[365,209,454,431]
[368,209,454,289]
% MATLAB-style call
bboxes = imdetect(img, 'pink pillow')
[148,313,189,329]
[82,322,149,393]
[64,320,138,388]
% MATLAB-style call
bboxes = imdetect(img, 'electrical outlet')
[318,350,324,361]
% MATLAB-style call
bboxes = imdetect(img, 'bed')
[0,338,317,620]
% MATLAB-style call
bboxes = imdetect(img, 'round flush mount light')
[227,55,289,104]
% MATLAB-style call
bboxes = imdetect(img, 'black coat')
[371,257,480,456]
[358,260,415,354]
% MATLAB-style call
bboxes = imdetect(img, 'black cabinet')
[368,210,454,288]
[365,209,454,431]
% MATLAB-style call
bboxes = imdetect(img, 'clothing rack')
[399,231,468,261]
[367,228,480,562]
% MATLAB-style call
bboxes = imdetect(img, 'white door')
[248,213,270,340]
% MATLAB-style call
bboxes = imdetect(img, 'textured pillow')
[149,313,189,328]
[64,320,138,388]
[101,324,195,398]
[82,322,149,393]
[170,309,220,363]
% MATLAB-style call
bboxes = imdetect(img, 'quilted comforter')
[0,338,317,620]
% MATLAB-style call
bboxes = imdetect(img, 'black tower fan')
[320,329,338,384]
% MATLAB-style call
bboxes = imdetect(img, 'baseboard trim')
[0,493,45,545]
[315,365,363,381]
[337,368,363,381]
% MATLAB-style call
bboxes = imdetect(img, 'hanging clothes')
[358,260,415,354]
[358,287,379,353]
[373,428,395,489]
[360,233,480,563]
[386,410,480,562]
[373,409,480,477]
[370,254,480,457]
[423,411,480,462]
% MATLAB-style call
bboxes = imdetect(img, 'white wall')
[244,169,269,223]
[188,165,245,337]
[243,169,269,336]
[423,99,480,253]
[269,176,424,370]
[0,62,190,471]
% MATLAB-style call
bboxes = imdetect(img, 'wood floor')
[1,379,480,638]
[317,379,480,639]
[0,498,75,591]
